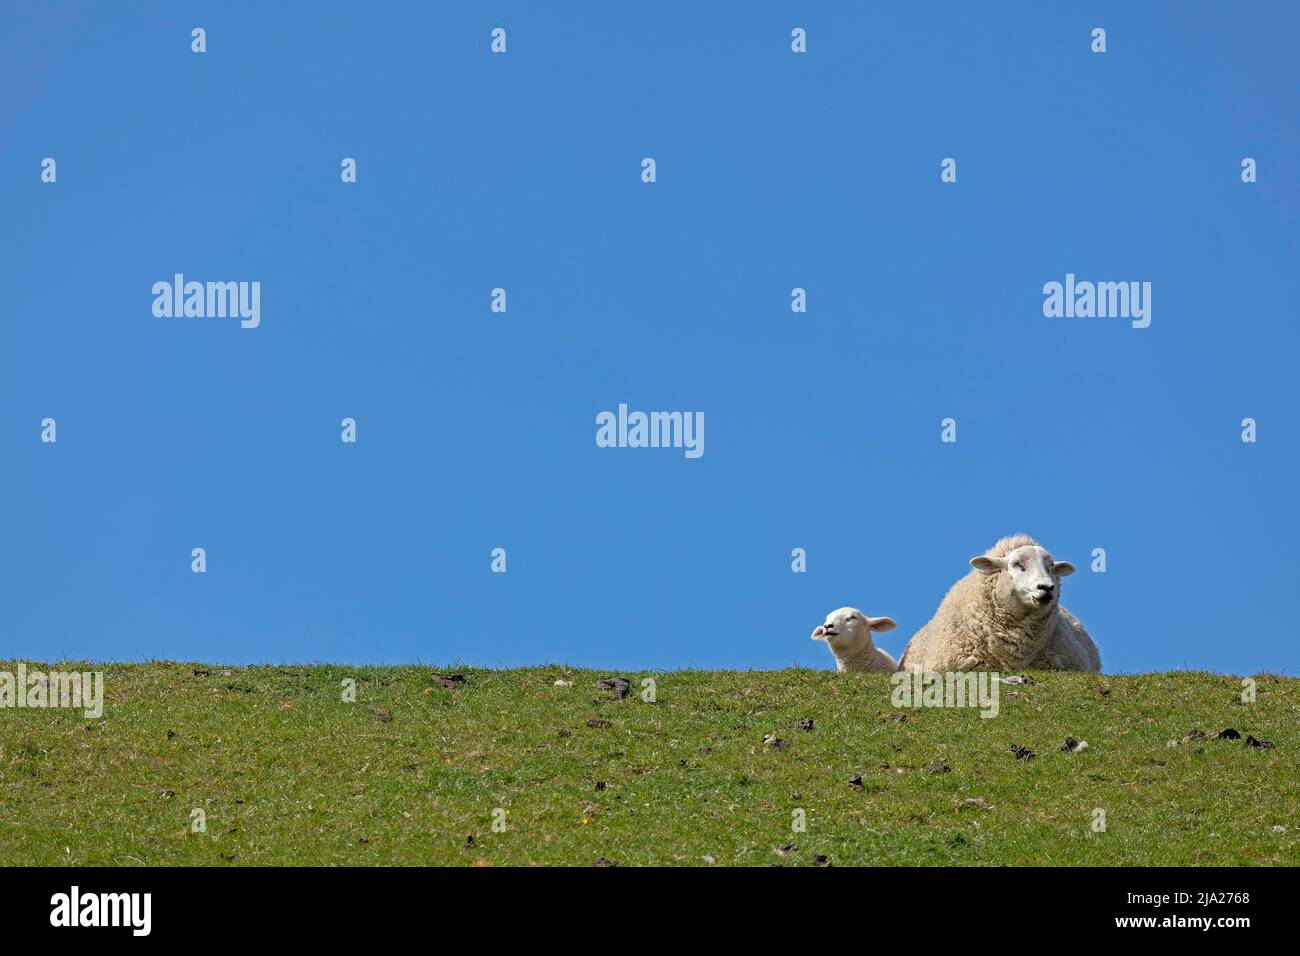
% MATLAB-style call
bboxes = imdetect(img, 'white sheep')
[811,607,899,673]
[899,534,1101,673]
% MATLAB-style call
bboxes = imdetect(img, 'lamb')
[899,534,1101,673]
[811,607,899,673]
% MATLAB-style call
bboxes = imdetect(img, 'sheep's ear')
[970,556,1004,574]
[1053,561,1076,577]
[867,616,896,633]
[810,626,827,642]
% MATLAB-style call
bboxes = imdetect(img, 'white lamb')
[811,607,899,673]
[899,534,1101,673]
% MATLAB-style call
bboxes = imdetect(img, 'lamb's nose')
[1036,583,1054,594]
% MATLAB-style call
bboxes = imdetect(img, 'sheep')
[811,607,899,673]
[899,534,1101,673]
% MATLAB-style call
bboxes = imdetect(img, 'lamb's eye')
[1012,563,1023,571]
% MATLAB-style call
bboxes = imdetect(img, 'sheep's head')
[811,607,896,656]
[970,543,1075,614]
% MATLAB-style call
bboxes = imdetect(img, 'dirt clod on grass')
[595,677,632,699]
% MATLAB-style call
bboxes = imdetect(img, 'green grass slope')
[1,663,1296,866]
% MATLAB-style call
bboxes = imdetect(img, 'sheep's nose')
[1036,583,1054,595]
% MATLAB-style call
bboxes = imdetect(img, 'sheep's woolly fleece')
[899,534,1101,673]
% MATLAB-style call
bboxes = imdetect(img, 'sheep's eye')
[1012,563,1023,571]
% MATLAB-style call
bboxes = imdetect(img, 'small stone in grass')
[166,729,177,740]
[776,843,797,855]
[1212,728,1241,740]
[1061,737,1088,752]
[1001,675,1035,686]
[557,728,572,738]
[1009,744,1036,760]
[796,718,815,732]
[762,734,790,750]
[926,764,951,773]
[849,775,864,790]
[586,719,612,729]
[814,855,830,867]
[1271,825,1288,833]
[595,781,606,791]
[432,673,465,688]
[553,679,573,687]
[884,713,907,723]
[593,857,618,867]
[463,835,475,848]
[963,797,989,809]
[1245,735,1274,749]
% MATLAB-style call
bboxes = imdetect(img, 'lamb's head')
[811,607,896,658]
[970,539,1075,615]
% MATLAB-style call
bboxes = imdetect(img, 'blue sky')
[2,3,1296,673]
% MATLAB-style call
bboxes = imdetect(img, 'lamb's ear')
[810,625,827,642]
[970,555,1005,574]
[867,616,896,633]
[1053,561,1076,577]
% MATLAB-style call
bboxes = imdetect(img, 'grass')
[0,662,1296,866]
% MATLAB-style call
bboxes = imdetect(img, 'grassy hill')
[1,663,1296,866]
